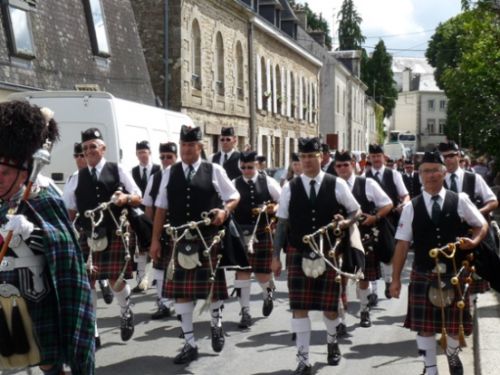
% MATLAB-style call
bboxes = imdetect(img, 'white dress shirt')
[445,167,496,203]
[234,173,282,202]
[347,174,393,209]
[369,165,409,197]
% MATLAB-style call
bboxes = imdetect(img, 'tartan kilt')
[152,234,172,271]
[129,227,148,255]
[469,276,490,294]
[404,270,473,335]
[80,231,133,281]
[286,246,340,312]
[363,249,381,281]
[164,239,228,300]
[247,230,273,274]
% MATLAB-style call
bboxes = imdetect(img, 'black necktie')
[141,167,148,188]
[309,180,317,205]
[186,165,195,183]
[450,173,458,193]
[223,153,228,164]
[375,171,380,181]
[431,195,441,225]
[91,167,98,184]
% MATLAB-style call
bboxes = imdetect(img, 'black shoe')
[99,281,114,305]
[211,326,225,353]
[132,278,148,293]
[151,304,172,320]
[447,349,464,375]
[360,310,371,328]
[95,336,101,350]
[292,362,312,375]
[327,342,341,366]
[367,293,378,307]
[336,322,347,338]
[262,291,274,317]
[173,343,198,365]
[120,308,134,341]
[384,282,392,299]
[238,308,252,329]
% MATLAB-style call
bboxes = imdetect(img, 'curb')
[473,291,500,375]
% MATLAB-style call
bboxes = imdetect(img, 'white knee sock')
[291,317,311,365]
[154,268,171,306]
[136,253,148,280]
[416,334,437,375]
[323,315,340,344]
[446,336,460,355]
[91,289,99,338]
[113,283,131,314]
[370,280,378,294]
[259,280,271,298]
[234,279,251,310]
[210,300,224,328]
[175,302,196,348]
[358,287,370,311]
[381,263,392,283]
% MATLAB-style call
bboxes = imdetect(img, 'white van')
[8,91,193,187]
[383,142,411,161]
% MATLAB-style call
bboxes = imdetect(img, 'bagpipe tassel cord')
[11,297,30,354]
[435,259,448,351]
[0,303,14,357]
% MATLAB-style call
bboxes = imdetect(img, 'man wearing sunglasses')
[231,151,281,329]
[130,141,161,294]
[320,143,337,176]
[66,127,142,347]
[272,137,361,374]
[334,151,393,329]
[438,141,498,297]
[209,126,242,180]
[143,142,178,320]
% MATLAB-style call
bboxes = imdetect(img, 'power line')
[363,29,436,39]
[363,45,428,52]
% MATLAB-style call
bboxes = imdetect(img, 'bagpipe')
[301,217,365,281]
[427,239,473,349]
[358,212,395,264]
[84,194,132,287]
[164,211,225,312]
[246,201,276,254]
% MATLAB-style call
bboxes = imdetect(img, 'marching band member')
[272,137,361,375]
[0,101,94,375]
[334,151,393,328]
[150,126,239,365]
[231,151,281,328]
[66,128,142,347]
[209,126,242,180]
[391,151,487,375]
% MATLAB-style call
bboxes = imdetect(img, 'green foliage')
[337,0,365,50]
[425,4,500,161]
[374,103,385,144]
[290,1,333,50]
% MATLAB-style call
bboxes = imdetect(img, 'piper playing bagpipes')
[150,126,239,365]
[66,128,142,348]
[390,151,488,375]
[231,151,281,329]
[0,101,94,375]
[272,137,361,375]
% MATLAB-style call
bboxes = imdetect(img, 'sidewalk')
[474,291,500,375]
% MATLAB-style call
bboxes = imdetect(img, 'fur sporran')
[301,250,326,278]
[177,241,201,270]
[86,227,108,252]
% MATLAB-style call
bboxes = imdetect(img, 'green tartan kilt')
[80,232,133,281]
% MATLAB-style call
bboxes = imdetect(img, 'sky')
[297,0,462,57]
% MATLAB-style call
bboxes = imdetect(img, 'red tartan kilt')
[164,240,228,300]
[363,249,381,281]
[247,231,273,274]
[404,270,473,335]
[80,232,133,281]
[469,276,490,294]
[152,237,173,270]
[286,246,340,312]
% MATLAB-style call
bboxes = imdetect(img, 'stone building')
[0,0,153,103]
[132,0,321,167]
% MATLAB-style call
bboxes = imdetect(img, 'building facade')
[0,0,154,103]
[132,0,321,167]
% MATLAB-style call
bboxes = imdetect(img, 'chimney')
[294,8,307,30]
[309,30,325,47]
[402,67,412,92]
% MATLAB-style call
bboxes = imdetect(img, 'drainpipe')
[163,0,169,109]
[248,20,256,150]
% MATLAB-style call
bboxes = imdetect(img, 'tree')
[290,1,333,50]
[337,0,365,50]
[364,40,398,117]
[426,3,500,161]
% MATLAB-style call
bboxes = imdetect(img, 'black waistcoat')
[167,162,222,235]
[324,161,337,176]
[366,168,399,206]
[213,151,242,180]
[352,177,375,214]
[148,169,163,204]
[444,171,484,208]
[288,175,341,251]
[132,164,161,196]
[412,191,468,272]
[233,173,272,227]
[403,172,422,198]
[75,162,123,232]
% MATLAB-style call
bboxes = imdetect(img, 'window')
[235,42,244,100]
[261,57,268,110]
[191,19,202,90]
[290,72,295,118]
[2,2,35,58]
[427,119,436,134]
[302,77,307,120]
[336,85,339,113]
[439,119,446,134]
[427,99,435,111]
[84,0,110,57]
[275,65,281,114]
[439,100,446,111]
[215,32,224,96]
